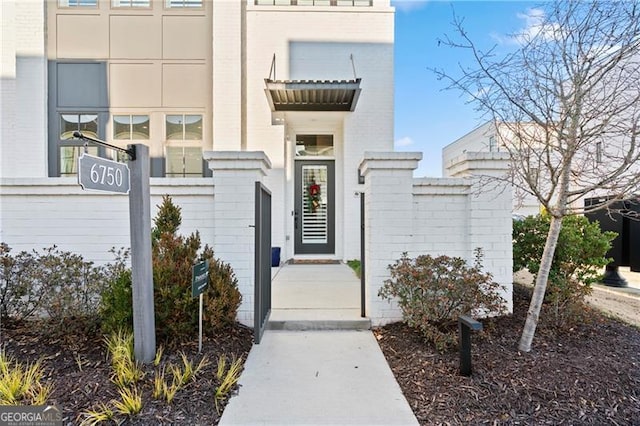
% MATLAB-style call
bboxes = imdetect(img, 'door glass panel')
[302,165,328,244]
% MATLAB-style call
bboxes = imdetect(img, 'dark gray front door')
[294,160,335,254]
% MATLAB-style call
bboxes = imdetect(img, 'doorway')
[294,160,335,255]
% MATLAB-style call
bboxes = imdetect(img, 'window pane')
[60,114,78,140]
[113,115,131,140]
[184,115,202,140]
[131,115,150,139]
[112,0,150,6]
[296,134,334,156]
[166,0,202,7]
[166,146,184,177]
[166,115,184,140]
[184,147,203,176]
[59,0,98,6]
[59,146,98,176]
[79,114,98,138]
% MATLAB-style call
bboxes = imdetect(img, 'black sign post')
[192,260,209,353]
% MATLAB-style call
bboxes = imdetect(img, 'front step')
[267,308,371,330]
[268,318,371,331]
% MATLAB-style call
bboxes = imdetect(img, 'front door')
[294,160,335,254]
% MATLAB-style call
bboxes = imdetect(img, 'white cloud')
[491,8,560,46]
[394,136,415,147]
[391,0,428,13]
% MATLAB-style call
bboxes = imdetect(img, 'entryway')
[294,160,335,255]
[268,263,369,330]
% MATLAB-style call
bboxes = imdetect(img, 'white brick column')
[448,152,513,313]
[359,152,422,326]
[205,151,272,327]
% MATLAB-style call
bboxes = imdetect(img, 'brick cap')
[359,151,422,175]
[204,151,272,176]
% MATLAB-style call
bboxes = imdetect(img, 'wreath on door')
[307,179,321,213]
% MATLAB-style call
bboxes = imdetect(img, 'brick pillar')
[359,152,422,326]
[205,151,272,327]
[447,152,513,313]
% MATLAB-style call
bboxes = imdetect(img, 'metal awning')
[264,78,362,112]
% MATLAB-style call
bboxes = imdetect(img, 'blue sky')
[392,0,542,176]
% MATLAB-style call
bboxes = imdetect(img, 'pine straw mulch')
[374,284,640,425]
[1,320,253,425]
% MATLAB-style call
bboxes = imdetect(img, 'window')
[59,146,99,176]
[59,0,98,7]
[488,136,498,152]
[113,115,150,140]
[255,0,371,5]
[166,114,202,140]
[296,135,334,157]
[60,114,98,140]
[166,147,203,177]
[166,0,202,7]
[59,114,100,175]
[112,0,150,6]
[596,141,603,163]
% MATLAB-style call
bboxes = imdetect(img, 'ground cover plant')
[0,196,251,423]
[375,283,640,425]
[2,318,252,424]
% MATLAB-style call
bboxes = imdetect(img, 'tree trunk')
[518,215,564,352]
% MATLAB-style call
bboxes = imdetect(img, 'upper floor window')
[166,0,202,7]
[296,135,334,157]
[596,141,603,163]
[488,136,498,152]
[112,0,150,7]
[59,0,98,7]
[166,114,203,140]
[113,115,150,140]
[60,114,98,140]
[255,0,371,5]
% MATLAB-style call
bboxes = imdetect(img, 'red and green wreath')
[307,180,321,213]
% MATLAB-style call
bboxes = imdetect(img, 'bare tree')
[434,0,640,352]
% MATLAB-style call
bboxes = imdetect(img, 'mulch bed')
[1,321,253,425]
[374,284,640,425]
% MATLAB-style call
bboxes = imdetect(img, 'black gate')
[254,182,272,344]
[360,192,366,318]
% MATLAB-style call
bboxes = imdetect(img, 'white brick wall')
[1,0,47,179]
[360,152,514,326]
[0,178,215,264]
[205,151,272,327]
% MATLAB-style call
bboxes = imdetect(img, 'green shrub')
[379,250,506,352]
[100,196,242,342]
[100,249,133,335]
[201,247,242,331]
[513,214,616,326]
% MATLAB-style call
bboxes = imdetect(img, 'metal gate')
[360,192,366,318]
[254,182,272,344]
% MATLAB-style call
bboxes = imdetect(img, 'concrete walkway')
[269,263,369,329]
[219,330,419,426]
[220,263,418,425]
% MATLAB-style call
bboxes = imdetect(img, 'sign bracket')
[74,131,136,161]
